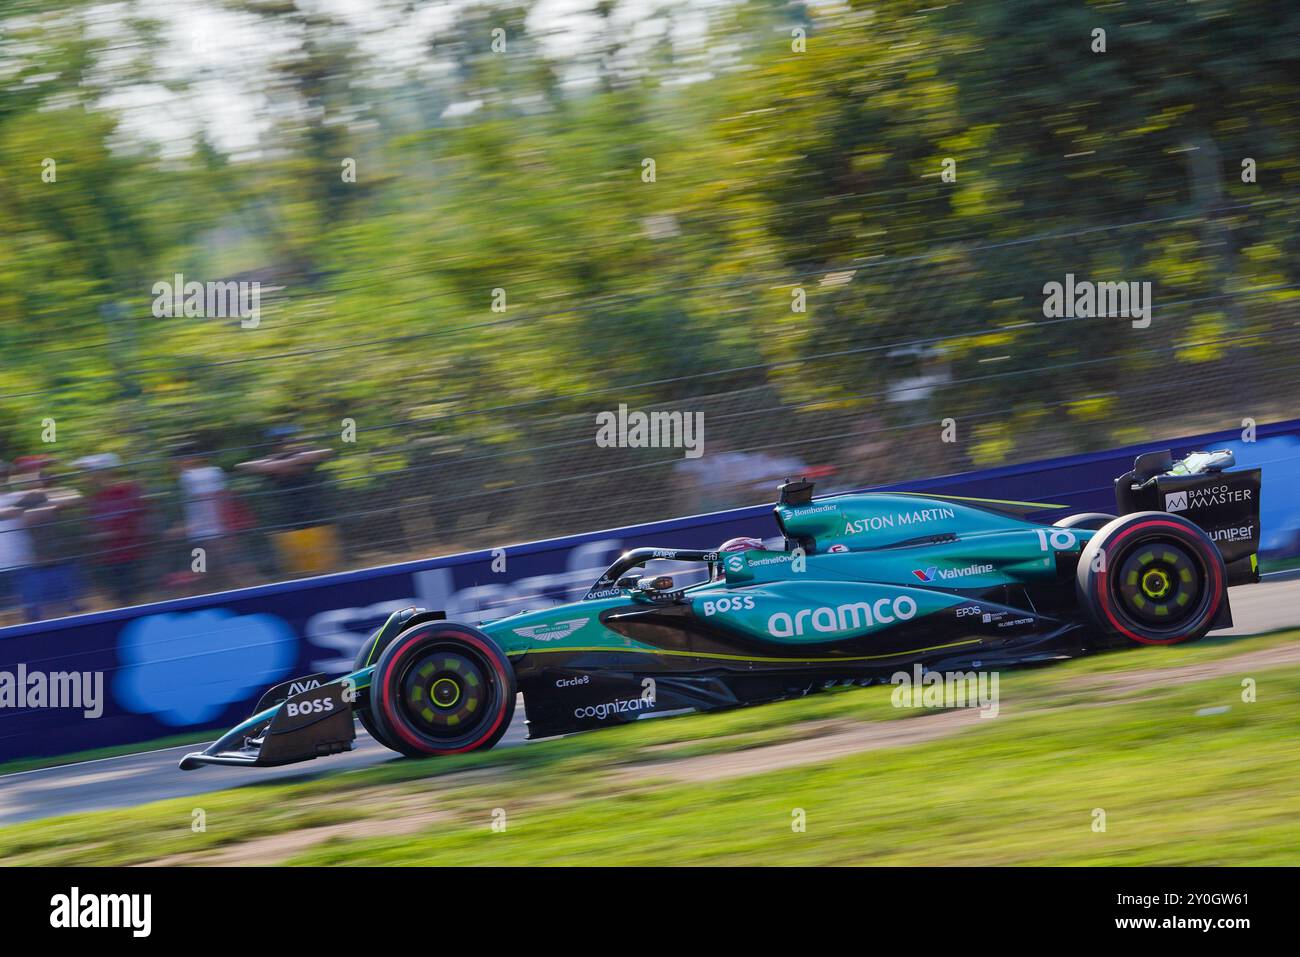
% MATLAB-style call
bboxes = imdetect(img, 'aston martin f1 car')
[180,447,1261,770]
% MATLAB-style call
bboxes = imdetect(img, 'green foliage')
[0,0,1296,510]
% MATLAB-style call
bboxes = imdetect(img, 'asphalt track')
[2,571,1298,827]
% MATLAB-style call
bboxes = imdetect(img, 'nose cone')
[178,752,206,771]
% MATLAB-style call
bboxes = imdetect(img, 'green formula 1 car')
[180,447,1261,770]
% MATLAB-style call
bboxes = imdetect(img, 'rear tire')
[1055,512,1116,530]
[1076,511,1225,645]
[369,622,516,757]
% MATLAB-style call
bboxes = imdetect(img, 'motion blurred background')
[1,0,1298,624]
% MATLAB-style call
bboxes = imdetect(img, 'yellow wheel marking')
[430,678,460,708]
[1141,569,1171,598]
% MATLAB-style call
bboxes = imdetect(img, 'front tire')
[355,702,392,750]
[1076,511,1226,645]
[353,633,398,751]
[369,622,517,757]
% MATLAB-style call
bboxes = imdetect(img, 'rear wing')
[1115,449,1261,584]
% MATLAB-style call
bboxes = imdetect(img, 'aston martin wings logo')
[512,618,590,641]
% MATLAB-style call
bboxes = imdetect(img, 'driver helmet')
[712,536,764,579]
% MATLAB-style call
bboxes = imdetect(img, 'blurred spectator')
[169,441,232,588]
[673,444,832,514]
[236,426,339,576]
[74,453,149,607]
[175,443,226,541]
[4,455,85,622]
[835,413,896,490]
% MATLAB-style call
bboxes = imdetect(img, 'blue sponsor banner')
[1,420,1297,763]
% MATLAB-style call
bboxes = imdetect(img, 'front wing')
[179,677,359,770]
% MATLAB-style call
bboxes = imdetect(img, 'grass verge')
[0,630,1296,865]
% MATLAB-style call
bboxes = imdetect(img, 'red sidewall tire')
[370,624,516,758]
[1077,512,1225,646]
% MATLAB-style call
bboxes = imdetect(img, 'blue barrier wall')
[2,419,1297,763]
